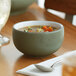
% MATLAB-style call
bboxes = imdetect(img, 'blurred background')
[37,0,76,26]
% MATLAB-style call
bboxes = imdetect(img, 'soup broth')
[19,25,59,32]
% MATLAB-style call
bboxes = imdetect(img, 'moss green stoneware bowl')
[13,21,64,57]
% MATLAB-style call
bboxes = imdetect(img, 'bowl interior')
[13,21,63,32]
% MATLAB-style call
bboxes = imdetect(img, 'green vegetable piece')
[27,26,32,30]
[28,28,32,30]
[24,29,28,32]
[40,26,42,28]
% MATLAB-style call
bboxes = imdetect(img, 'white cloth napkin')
[16,51,76,76]
[16,54,66,76]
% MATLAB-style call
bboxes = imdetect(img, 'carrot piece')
[42,26,48,32]
[42,26,48,30]
[48,27,53,32]
[29,30,33,32]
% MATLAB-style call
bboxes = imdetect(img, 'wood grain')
[45,0,76,14]
[1,3,76,76]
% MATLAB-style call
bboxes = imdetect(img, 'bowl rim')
[13,21,64,34]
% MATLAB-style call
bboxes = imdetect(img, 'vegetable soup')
[19,25,59,32]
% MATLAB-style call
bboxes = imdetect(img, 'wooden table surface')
[1,3,76,76]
